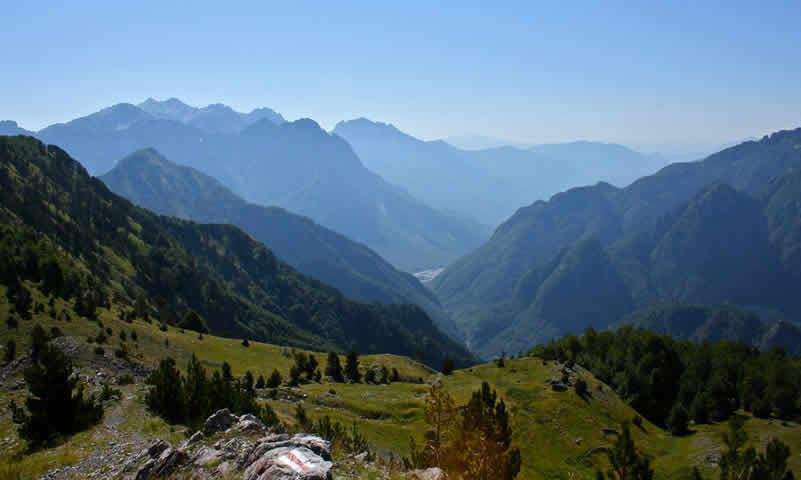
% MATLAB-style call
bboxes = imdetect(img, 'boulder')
[234,413,267,435]
[244,446,332,480]
[246,434,332,465]
[407,467,448,480]
[203,408,238,435]
[135,444,187,480]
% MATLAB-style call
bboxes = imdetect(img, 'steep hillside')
[434,128,801,349]
[99,149,459,337]
[0,135,474,366]
[24,105,489,271]
[334,118,668,226]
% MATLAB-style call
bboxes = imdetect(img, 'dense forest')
[0,135,474,366]
[531,326,801,430]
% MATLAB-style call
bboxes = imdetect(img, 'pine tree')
[256,375,266,389]
[184,354,209,425]
[599,422,654,480]
[17,341,102,445]
[267,369,282,388]
[441,382,521,480]
[345,351,361,383]
[325,351,343,382]
[145,358,185,424]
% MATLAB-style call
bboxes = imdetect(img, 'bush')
[179,309,208,333]
[241,338,250,347]
[50,327,63,338]
[667,404,689,436]
[99,384,121,402]
[442,358,455,375]
[114,346,128,360]
[119,330,127,342]
[4,340,16,363]
[633,415,643,428]
[159,324,168,332]
[131,330,137,342]
[256,375,266,389]
[575,378,588,398]
[118,374,135,386]
[94,346,105,356]
[7,315,19,329]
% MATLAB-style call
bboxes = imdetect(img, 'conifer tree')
[325,351,343,382]
[345,351,361,383]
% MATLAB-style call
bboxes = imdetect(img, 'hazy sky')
[2,1,800,150]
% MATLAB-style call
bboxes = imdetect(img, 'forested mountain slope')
[19,103,489,271]
[100,148,459,337]
[0,135,474,366]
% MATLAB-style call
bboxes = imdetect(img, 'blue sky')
[2,1,800,150]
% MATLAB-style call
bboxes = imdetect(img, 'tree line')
[530,326,801,431]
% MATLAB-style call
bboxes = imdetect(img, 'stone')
[134,441,187,480]
[246,434,332,465]
[203,408,238,435]
[182,431,204,449]
[234,413,267,434]
[243,446,332,480]
[406,467,448,480]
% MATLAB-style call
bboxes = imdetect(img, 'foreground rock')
[125,412,332,480]
[407,467,448,480]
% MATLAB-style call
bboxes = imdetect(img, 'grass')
[1,286,799,479]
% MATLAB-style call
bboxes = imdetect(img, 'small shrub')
[118,374,135,386]
[442,358,454,375]
[50,327,63,338]
[7,316,19,329]
[633,415,643,428]
[119,330,127,342]
[575,378,588,397]
[106,327,112,336]
[95,331,107,344]
[4,340,16,363]
[99,384,121,402]
[241,338,250,347]
[94,346,105,356]
[131,330,138,342]
[114,346,128,360]
[159,324,168,332]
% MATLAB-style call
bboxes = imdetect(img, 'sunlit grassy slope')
[1,285,798,480]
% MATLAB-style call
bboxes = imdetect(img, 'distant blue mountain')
[334,118,671,226]
[13,102,488,272]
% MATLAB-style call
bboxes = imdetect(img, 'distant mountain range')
[100,148,461,338]
[432,127,801,357]
[334,118,670,226]
[1,101,489,272]
[0,135,475,366]
[138,97,285,133]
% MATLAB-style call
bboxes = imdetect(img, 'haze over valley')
[2,3,801,479]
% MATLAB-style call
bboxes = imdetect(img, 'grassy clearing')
[1,287,798,479]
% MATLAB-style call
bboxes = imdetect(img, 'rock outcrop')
[126,411,332,480]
